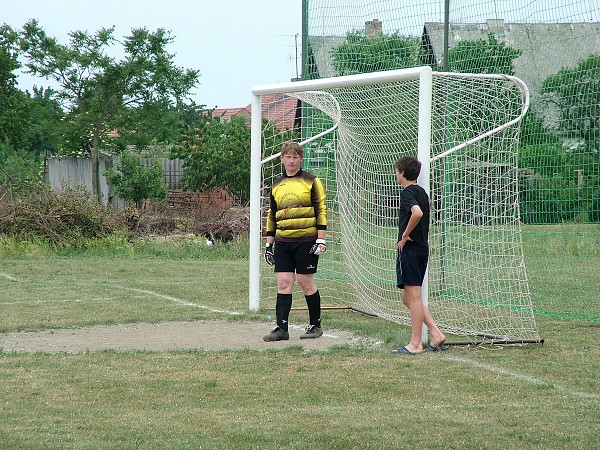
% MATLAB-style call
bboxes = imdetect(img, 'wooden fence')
[46,157,232,211]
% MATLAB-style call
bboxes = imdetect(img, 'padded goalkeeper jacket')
[266,169,327,242]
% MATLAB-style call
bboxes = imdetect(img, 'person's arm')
[311,177,327,254]
[398,204,422,251]
[265,193,277,246]
[264,193,278,265]
[312,177,327,234]
[313,177,327,242]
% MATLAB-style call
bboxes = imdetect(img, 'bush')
[0,141,40,187]
[105,151,168,207]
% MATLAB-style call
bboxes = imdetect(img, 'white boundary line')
[3,280,594,387]
[117,286,344,339]
[117,286,243,316]
[0,298,113,306]
[0,273,18,281]
[448,355,600,402]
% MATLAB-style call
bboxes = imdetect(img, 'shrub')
[105,151,168,207]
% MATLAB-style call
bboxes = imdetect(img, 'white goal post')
[249,66,541,343]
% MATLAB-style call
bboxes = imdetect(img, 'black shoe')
[299,324,323,340]
[263,327,290,342]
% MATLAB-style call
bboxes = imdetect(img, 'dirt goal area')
[0,320,376,354]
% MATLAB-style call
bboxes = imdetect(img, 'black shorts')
[274,241,319,274]
[396,247,428,288]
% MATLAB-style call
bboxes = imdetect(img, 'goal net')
[249,67,540,343]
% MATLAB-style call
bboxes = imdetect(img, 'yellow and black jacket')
[266,169,327,242]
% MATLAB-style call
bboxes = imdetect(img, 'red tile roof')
[208,94,299,132]
[211,107,251,120]
[258,93,298,132]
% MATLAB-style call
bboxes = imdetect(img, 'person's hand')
[265,243,274,266]
[309,238,326,256]
[398,235,410,252]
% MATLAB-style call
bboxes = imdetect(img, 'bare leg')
[276,272,295,294]
[296,273,316,296]
[402,285,425,353]
[423,305,446,347]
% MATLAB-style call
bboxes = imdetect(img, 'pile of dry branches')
[0,183,250,246]
[132,206,250,242]
[0,185,112,246]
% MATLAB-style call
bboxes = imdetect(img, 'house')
[306,35,347,79]
[211,93,300,132]
[305,18,600,133]
[422,20,600,104]
[260,93,300,132]
[305,19,383,79]
[307,18,600,100]
[211,106,251,122]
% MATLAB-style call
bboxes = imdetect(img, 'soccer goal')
[249,66,541,344]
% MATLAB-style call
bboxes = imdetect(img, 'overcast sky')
[2,0,302,109]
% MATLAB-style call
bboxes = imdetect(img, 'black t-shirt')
[397,184,429,254]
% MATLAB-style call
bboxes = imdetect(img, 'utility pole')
[443,0,450,71]
[302,0,307,80]
[294,33,299,80]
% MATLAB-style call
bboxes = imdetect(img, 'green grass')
[523,224,600,323]
[2,342,598,449]
[1,234,599,449]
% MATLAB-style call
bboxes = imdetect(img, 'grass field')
[1,232,599,449]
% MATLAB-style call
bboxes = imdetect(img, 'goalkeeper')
[263,141,327,342]
[393,156,448,354]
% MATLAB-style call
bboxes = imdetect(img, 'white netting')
[255,71,540,342]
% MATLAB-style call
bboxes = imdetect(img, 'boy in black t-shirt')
[393,156,448,355]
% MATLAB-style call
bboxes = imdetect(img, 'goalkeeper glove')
[309,238,327,256]
[265,242,275,266]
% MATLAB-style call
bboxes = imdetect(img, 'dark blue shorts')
[274,241,319,274]
[396,247,428,289]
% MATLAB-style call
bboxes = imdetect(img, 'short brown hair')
[395,156,421,181]
[281,141,304,158]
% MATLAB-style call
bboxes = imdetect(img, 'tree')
[0,141,39,188]
[0,24,48,187]
[331,30,425,76]
[0,24,32,151]
[447,34,521,75]
[175,112,251,203]
[105,150,167,207]
[436,35,522,156]
[518,107,561,148]
[108,99,204,154]
[18,20,200,199]
[540,54,600,150]
[172,110,298,205]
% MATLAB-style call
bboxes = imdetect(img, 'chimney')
[487,18,506,38]
[365,19,382,37]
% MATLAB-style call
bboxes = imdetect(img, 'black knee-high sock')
[305,290,321,327]
[276,293,292,331]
